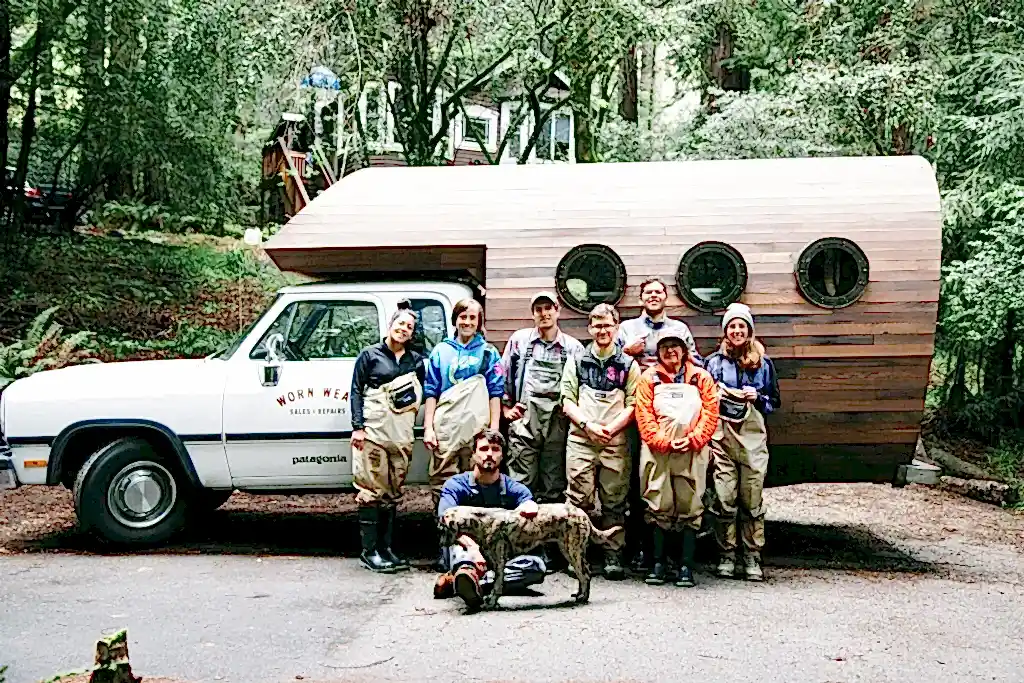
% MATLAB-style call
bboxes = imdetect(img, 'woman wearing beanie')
[705,303,781,581]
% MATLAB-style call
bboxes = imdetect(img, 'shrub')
[0,307,100,391]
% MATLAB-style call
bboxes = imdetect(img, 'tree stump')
[89,629,140,683]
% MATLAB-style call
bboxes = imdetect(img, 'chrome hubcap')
[107,461,176,529]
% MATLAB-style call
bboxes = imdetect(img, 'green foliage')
[0,306,99,390]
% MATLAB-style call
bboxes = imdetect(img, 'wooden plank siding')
[265,156,942,485]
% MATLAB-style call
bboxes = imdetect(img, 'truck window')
[251,300,380,360]
[410,298,447,355]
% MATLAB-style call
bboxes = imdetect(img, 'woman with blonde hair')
[705,303,781,581]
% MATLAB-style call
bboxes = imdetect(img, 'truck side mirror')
[260,333,285,386]
[261,363,281,387]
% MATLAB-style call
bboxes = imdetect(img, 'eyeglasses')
[590,323,616,331]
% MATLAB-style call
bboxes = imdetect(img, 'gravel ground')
[2,483,1024,683]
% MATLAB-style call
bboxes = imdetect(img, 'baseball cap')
[530,291,558,308]
[655,329,687,347]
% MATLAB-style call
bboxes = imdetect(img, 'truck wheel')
[73,437,191,546]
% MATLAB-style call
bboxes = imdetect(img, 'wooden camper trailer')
[264,155,941,486]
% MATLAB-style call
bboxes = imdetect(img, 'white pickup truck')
[0,281,471,544]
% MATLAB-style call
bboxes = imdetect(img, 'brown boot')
[434,572,455,599]
[453,566,483,611]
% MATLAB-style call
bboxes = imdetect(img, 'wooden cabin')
[264,156,941,486]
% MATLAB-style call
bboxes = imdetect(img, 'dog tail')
[590,524,623,548]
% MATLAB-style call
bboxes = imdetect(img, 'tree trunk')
[618,46,638,123]
[0,0,11,187]
[107,0,140,197]
[704,23,749,112]
[570,70,597,163]
[78,0,107,198]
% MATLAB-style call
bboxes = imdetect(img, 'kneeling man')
[434,429,546,609]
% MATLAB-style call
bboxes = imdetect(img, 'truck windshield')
[210,295,280,360]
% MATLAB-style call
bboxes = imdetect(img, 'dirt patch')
[767,482,1024,551]
[3,482,1023,573]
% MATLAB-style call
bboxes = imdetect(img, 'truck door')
[221,295,384,488]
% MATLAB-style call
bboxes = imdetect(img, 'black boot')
[644,527,667,585]
[378,506,409,571]
[676,528,697,587]
[358,507,395,573]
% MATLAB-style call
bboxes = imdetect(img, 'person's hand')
[671,435,691,451]
[423,427,438,452]
[518,500,539,519]
[586,423,612,444]
[742,386,759,402]
[351,429,366,451]
[623,335,648,356]
[504,403,526,421]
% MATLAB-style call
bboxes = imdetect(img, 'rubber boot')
[644,527,667,585]
[358,507,396,573]
[676,528,697,587]
[378,506,409,571]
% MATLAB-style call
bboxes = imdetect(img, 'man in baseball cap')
[500,290,585,568]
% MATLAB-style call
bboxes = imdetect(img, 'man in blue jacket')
[433,429,546,610]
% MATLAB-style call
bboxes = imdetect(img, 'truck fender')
[47,419,205,488]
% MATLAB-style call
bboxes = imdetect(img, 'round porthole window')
[676,242,748,312]
[796,238,869,309]
[555,244,627,314]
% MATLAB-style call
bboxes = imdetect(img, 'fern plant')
[0,307,100,391]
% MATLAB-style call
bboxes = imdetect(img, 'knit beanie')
[722,302,754,334]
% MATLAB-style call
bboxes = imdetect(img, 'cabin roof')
[264,156,941,270]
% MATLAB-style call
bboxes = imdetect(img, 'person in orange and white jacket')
[634,329,719,588]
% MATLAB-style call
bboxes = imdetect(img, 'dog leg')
[484,541,508,609]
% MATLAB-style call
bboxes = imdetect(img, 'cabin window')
[454,105,499,152]
[796,238,870,309]
[555,244,627,314]
[676,242,747,312]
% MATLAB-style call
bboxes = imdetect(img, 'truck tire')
[73,437,191,546]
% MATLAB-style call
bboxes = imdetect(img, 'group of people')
[348,276,781,608]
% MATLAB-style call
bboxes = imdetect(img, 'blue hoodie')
[423,333,504,400]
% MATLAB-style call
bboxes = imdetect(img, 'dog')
[438,502,622,608]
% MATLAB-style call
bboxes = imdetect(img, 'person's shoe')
[378,507,409,571]
[717,555,737,579]
[744,554,764,582]
[434,572,455,599]
[603,551,626,581]
[644,562,667,585]
[453,566,483,610]
[675,565,696,588]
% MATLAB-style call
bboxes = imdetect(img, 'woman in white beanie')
[704,303,781,581]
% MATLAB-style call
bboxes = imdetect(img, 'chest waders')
[507,343,569,503]
[565,352,633,569]
[640,378,710,586]
[429,363,491,509]
[710,359,771,577]
[354,371,423,573]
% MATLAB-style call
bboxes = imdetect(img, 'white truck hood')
[2,358,229,439]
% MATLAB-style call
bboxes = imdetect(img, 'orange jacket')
[635,361,719,453]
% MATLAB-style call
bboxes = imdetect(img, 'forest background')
[0,0,1021,480]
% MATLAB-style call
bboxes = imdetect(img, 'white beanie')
[722,302,754,333]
